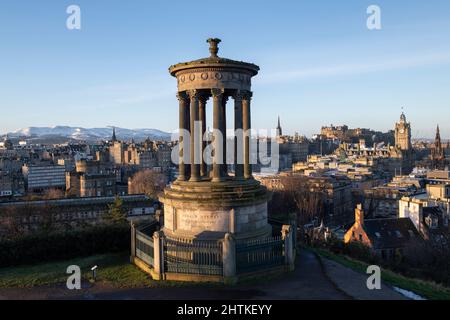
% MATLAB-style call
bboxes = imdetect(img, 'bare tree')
[0,199,61,238]
[128,169,167,199]
[43,188,65,200]
[276,175,327,226]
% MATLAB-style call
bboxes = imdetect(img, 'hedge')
[0,224,130,268]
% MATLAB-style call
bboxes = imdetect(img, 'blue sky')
[1,0,450,138]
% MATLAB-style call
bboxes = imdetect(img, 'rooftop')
[364,217,420,249]
[169,38,260,76]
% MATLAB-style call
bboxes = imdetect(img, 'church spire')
[112,126,117,142]
[276,115,282,136]
[431,124,444,162]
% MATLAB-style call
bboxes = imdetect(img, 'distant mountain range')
[4,126,171,142]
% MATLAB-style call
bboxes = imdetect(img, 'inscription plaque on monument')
[177,210,230,232]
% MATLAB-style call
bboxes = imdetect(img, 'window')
[359,234,363,241]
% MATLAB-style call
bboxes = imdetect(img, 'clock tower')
[395,112,411,151]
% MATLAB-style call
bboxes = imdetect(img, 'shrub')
[0,224,130,267]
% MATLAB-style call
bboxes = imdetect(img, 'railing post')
[130,221,136,262]
[282,225,295,271]
[153,231,164,280]
[222,233,237,284]
[290,218,298,258]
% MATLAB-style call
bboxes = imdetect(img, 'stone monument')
[160,38,271,242]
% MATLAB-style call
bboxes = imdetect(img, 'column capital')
[176,91,189,102]
[187,89,200,100]
[198,92,210,104]
[233,90,244,102]
[241,90,253,100]
[211,88,225,98]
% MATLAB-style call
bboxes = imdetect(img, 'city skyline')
[1,2,450,302]
[1,1,450,138]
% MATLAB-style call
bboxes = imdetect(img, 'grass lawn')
[0,252,152,288]
[312,247,450,300]
[0,252,226,289]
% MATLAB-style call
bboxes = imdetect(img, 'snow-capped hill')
[8,126,171,142]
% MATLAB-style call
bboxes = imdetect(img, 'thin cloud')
[78,75,174,106]
[258,51,450,84]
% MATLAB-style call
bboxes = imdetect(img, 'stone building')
[344,205,420,260]
[109,141,125,165]
[362,185,418,219]
[333,112,414,176]
[22,163,66,193]
[0,173,13,197]
[154,142,172,172]
[321,125,349,140]
[395,112,412,151]
[429,125,448,169]
[0,194,155,234]
[399,191,450,242]
[136,150,158,169]
[66,159,116,197]
[259,173,353,227]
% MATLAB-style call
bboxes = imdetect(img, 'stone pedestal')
[160,178,271,241]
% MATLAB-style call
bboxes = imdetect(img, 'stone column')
[242,91,253,179]
[222,95,229,176]
[199,94,207,177]
[177,92,189,181]
[233,91,244,179]
[212,88,224,182]
[188,90,201,182]
[184,97,191,179]
[222,233,237,284]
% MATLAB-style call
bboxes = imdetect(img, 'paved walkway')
[0,250,407,300]
[318,256,407,300]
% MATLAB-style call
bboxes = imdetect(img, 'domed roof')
[169,38,260,76]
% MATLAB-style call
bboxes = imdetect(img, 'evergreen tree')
[104,197,128,225]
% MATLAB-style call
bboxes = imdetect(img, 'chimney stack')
[355,204,364,226]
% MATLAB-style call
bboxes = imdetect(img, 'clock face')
[399,128,405,134]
